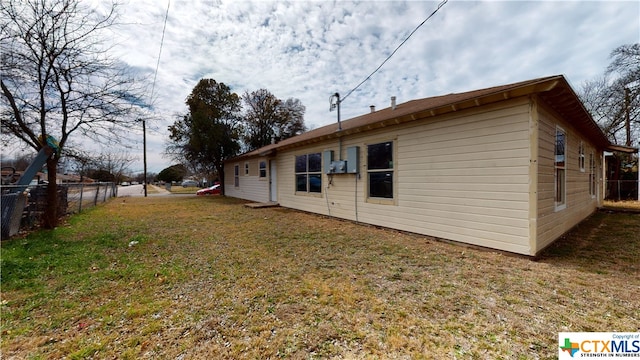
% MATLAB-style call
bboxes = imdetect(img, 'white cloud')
[96,0,639,173]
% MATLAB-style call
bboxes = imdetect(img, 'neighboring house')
[224,75,636,256]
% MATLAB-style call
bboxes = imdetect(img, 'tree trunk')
[624,87,631,147]
[43,157,58,229]
[217,164,226,196]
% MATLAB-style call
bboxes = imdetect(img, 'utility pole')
[143,119,148,197]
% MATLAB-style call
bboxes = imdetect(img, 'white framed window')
[589,152,596,198]
[295,153,322,193]
[234,164,239,187]
[244,162,249,176]
[555,127,566,210]
[259,161,267,178]
[578,141,585,172]
[367,141,394,200]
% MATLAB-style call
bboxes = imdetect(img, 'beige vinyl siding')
[224,157,270,203]
[385,99,531,254]
[535,102,600,253]
[277,98,533,254]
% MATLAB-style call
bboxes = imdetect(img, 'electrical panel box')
[346,146,360,173]
[328,160,347,174]
[323,150,334,174]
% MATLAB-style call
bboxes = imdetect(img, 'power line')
[144,0,170,196]
[150,0,170,106]
[341,0,448,103]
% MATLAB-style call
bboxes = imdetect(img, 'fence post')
[617,180,621,201]
[78,183,84,213]
[94,183,100,206]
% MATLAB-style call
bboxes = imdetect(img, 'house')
[224,75,635,256]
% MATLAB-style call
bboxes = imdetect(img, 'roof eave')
[226,75,619,161]
[606,144,638,153]
[275,78,566,151]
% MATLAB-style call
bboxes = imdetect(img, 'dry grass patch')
[603,199,640,211]
[1,196,638,359]
[168,186,201,194]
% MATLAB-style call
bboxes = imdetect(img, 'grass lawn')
[1,196,638,359]
[168,186,201,194]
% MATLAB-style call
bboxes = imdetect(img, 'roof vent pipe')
[391,96,397,110]
[370,105,375,113]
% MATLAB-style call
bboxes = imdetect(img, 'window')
[555,127,566,210]
[234,164,239,187]
[589,152,596,198]
[295,153,321,193]
[367,141,394,199]
[578,141,585,172]
[259,161,267,178]
[244,162,249,175]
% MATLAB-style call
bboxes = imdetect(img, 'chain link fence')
[605,180,639,201]
[64,182,118,214]
[1,182,117,238]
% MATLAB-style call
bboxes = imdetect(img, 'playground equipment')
[1,136,59,238]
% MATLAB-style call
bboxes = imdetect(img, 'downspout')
[354,173,359,223]
[325,175,332,216]
[601,153,607,205]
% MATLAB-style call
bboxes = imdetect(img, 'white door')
[269,160,277,202]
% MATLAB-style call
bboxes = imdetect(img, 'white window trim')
[579,141,585,173]
[366,140,396,205]
[554,126,567,211]
[589,152,597,199]
[294,153,322,195]
[259,161,267,179]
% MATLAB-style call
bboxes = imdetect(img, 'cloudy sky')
[99,0,638,173]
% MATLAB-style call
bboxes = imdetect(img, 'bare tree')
[2,152,36,172]
[1,0,145,228]
[607,44,640,147]
[580,43,640,147]
[63,149,93,181]
[580,75,626,144]
[242,89,306,151]
[93,151,136,184]
[65,149,135,183]
[581,44,640,200]
[277,98,306,141]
